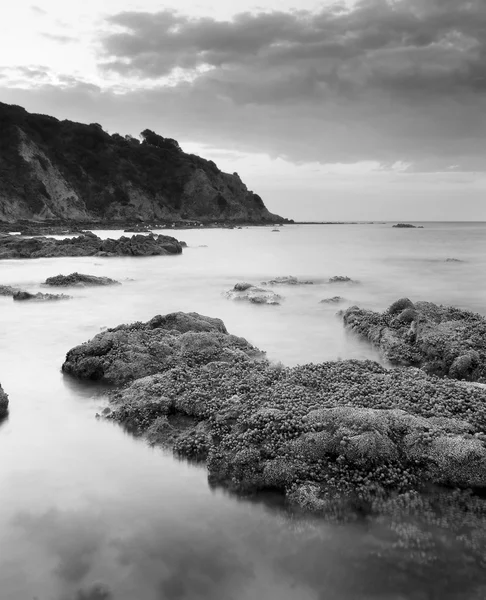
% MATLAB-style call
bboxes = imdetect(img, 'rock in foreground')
[0,232,183,259]
[225,284,281,305]
[45,273,120,287]
[343,299,486,382]
[0,383,8,417]
[62,312,263,384]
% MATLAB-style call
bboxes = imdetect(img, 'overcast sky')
[2,0,486,221]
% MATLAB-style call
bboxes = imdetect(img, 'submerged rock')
[261,276,313,286]
[0,232,183,259]
[13,290,70,301]
[0,383,8,417]
[44,273,121,287]
[328,276,358,284]
[343,299,486,382]
[225,284,281,305]
[62,311,262,384]
[320,296,346,304]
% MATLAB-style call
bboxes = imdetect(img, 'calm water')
[0,223,485,600]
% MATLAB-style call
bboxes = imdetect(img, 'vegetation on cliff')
[0,102,284,223]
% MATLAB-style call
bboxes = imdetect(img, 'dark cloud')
[89,0,486,170]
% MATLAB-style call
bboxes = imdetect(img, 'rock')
[0,285,22,296]
[343,300,486,382]
[393,223,423,228]
[12,290,70,301]
[261,276,314,285]
[0,383,8,418]
[271,229,280,232]
[445,258,464,262]
[225,284,281,305]
[0,232,183,260]
[61,311,262,384]
[320,296,345,304]
[65,314,486,561]
[328,276,358,284]
[44,273,121,287]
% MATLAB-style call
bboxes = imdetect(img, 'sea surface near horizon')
[0,222,485,600]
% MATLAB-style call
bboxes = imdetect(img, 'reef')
[0,382,8,417]
[224,283,281,305]
[0,231,183,259]
[343,299,486,382]
[44,273,120,287]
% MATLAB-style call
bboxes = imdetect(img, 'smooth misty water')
[0,223,485,600]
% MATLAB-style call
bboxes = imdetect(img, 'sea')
[0,222,485,600]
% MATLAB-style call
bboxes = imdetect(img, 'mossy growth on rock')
[343,299,486,383]
[64,311,486,567]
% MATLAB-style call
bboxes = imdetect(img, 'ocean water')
[0,222,485,600]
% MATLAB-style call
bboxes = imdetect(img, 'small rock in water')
[13,290,71,302]
[328,276,359,284]
[44,273,121,287]
[226,284,281,305]
[261,276,313,285]
[445,258,464,263]
[320,296,346,304]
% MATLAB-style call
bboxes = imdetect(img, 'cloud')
[88,0,486,171]
[30,5,47,16]
[42,33,76,44]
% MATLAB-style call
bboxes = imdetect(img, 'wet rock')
[343,300,486,382]
[0,383,8,417]
[13,290,70,301]
[320,296,345,304]
[44,273,121,287]
[0,285,22,296]
[328,276,359,284]
[62,311,262,384]
[225,284,281,305]
[0,232,183,259]
[261,276,313,286]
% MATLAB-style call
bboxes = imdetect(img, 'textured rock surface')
[343,299,486,382]
[225,284,282,305]
[13,290,70,301]
[45,273,120,286]
[261,276,313,286]
[0,232,182,259]
[62,312,262,384]
[0,102,284,224]
[0,383,8,417]
[320,296,346,304]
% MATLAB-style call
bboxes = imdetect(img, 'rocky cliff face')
[0,102,285,224]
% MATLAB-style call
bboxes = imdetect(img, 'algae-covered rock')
[44,273,120,286]
[61,311,261,384]
[343,300,486,382]
[0,383,9,417]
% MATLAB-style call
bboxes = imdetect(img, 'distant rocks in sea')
[0,232,183,259]
[44,273,121,287]
[0,283,70,301]
[0,382,8,418]
[445,258,464,263]
[271,229,280,232]
[320,296,346,304]
[62,311,486,558]
[261,276,313,286]
[328,276,359,284]
[225,283,281,305]
[393,223,424,229]
[13,290,70,302]
[343,298,486,382]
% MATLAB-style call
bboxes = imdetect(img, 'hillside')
[0,102,286,224]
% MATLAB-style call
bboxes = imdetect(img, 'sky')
[1,0,486,221]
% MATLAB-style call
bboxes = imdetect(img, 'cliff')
[0,102,286,224]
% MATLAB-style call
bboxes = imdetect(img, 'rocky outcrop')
[0,232,183,259]
[0,284,21,296]
[45,273,120,287]
[328,276,358,284]
[13,290,70,301]
[225,284,281,305]
[0,383,8,417]
[393,223,423,228]
[0,102,286,224]
[320,296,346,304]
[62,312,263,384]
[261,276,313,286]
[343,299,486,382]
